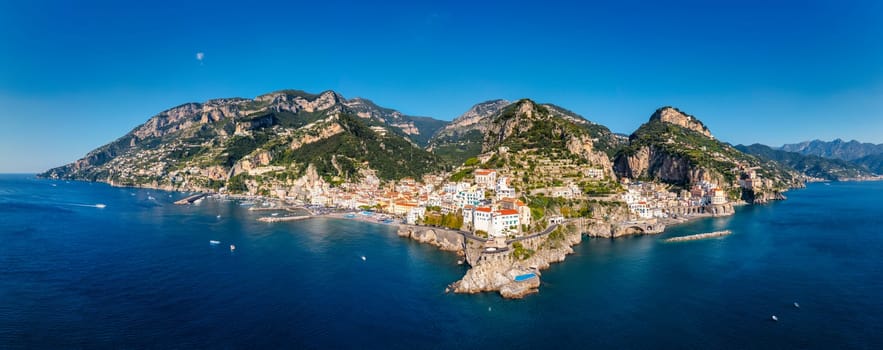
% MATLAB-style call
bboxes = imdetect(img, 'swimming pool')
[514,273,536,282]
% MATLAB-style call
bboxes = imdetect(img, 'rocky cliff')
[649,106,712,138]
[615,107,803,202]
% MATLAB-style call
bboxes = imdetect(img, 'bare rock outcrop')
[650,106,713,138]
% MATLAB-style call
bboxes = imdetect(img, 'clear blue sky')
[1,0,882,172]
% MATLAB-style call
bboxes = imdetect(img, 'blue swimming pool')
[514,273,536,282]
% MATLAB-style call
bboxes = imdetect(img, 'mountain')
[780,139,883,161]
[40,90,444,194]
[852,153,883,175]
[427,99,511,164]
[428,99,623,165]
[434,99,625,197]
[735,144,876,180]
[614,107,803,202]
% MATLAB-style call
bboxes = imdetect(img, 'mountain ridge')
[780,139,883,161]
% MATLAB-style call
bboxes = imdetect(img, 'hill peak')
[649,106,713,138]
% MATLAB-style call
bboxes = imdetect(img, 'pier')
[663,230,732,242]
[257,215,312,223]
[174,193,207,205]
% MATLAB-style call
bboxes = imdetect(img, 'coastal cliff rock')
[397,225,465,253]
[452,223,584,299]
[614,106,804,203]
[614,146,725,186]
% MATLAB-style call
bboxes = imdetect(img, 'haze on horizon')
[1,0,882,173]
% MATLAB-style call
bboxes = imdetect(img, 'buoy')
[793,302,800,308]
[771,315,778,322]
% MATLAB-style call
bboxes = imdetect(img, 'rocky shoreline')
[397,223,587,299]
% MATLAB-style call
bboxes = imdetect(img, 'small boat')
[209,240,220,245]
[361,256,366,261]
[230,244,236,252]
[216,215,222,219]
[147,196,156,200]
[771,315,778,322]
[239,201,255,207]
[271,213,279,216]
[793,302,800,308]
[95,203,107,208]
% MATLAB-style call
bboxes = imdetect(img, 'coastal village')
[42,90,806,299]
[201,158,779,297]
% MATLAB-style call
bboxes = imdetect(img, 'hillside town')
[221,161,762,239]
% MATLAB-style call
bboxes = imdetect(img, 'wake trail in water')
[54,202,107,208]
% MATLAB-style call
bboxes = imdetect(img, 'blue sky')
[1,0,882,172]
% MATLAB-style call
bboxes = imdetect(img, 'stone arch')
[624,226,645,235]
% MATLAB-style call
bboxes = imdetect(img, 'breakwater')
[257,215,312,223]
[663,230,732,242]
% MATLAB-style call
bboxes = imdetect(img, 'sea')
[1,174,881,349]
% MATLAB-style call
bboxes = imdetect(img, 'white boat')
[95,203,107,208]
[209,240,220,245]
[271,213,279,216]
[216,215,222,219]
[147,196,156,200]
[361,256,366,261]
[230,244,236,252]
[793,302,800,308]
[771,315,778,321]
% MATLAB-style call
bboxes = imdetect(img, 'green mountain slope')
[40,90,444,193]
[735,144,876,180]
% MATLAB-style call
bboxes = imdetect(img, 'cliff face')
[614,146,727,186]
[614,106,803,202]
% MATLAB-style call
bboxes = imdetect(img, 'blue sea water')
[1,174,882,349]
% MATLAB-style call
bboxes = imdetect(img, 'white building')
[492,209,521,237]
[454,186,485,208]
[585,167,604,179]
[495,177,516,200]
[474,169,497,188]
[473,207,493,233]
[406,207,426,224]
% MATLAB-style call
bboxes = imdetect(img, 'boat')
[793,302,800,308]
[209,240,220,245]
[239,201,255,207]
[216,215,221,219]
[147,196,156,200]
[361,256,366,261]
[271,213,279,216]
[95,203,107,208]
[771,315,778,321]
[230,244,236,252]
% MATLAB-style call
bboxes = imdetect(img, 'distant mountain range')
[780,139,883,161]
[734,139,883,180]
